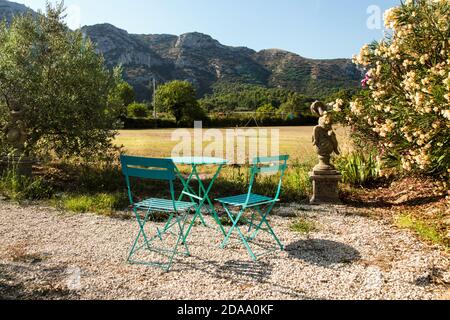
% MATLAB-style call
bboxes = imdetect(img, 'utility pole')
[152,77,157,119]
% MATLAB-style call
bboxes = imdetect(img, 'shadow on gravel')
[174,257,308,299]
[0,263,79,300]
[286,239,361,267]
[343,195,444,209]
[220,260,272,281]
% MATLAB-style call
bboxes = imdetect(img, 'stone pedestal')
[0,156,34,177]
[309,169,342,205]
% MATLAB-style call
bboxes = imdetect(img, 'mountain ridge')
[81,23,362,100]
[0,0,362,101]
[0,0,35,24]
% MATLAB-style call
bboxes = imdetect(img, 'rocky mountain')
[255,49,361,96]
[81,24,273,100]
[82,24,362,100]
[1,1,362,101]
[0,0,35,24]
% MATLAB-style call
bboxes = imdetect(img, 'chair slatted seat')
[134,198,195,212]
[217,194,274,207]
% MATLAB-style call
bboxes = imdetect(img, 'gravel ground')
[0,201,448,300]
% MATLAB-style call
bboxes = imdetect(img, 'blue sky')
[15,0,400,59]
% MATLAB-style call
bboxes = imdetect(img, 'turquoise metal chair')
[216,155,289,261]
[120,155,196,271]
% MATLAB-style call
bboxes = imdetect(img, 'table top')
[171,157,228,166]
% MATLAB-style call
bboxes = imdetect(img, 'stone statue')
[0,102,33,176]
[309,101,342,204]
[310,101,340,171]
[5,114,27,154]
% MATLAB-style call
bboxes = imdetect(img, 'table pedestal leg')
[176,164,226,242]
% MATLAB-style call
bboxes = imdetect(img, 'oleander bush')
[332,0,449,180]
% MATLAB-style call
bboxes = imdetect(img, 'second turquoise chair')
[216,155,289,260]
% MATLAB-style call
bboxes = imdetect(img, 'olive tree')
[0,3,121,161]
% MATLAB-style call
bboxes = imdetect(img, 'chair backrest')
[120,155,177,207]
[246,155,289,203]
[121,155,176,181]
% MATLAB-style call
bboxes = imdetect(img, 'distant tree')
[0,3,121,160]
[256,103,278,122]
[108,80,136,118]
[118,82,136,107]
[277,93,313,119]
[127,102,149,118]
[199,82,319,114]
[155,80,205,125]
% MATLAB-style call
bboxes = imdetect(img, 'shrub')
[335,152,382,186]
[123,113,318,129]
[396,214,444,246]
[290,218,317,235]
[122,117,175,129]
[0,169,54,201]
[219,215,247,226]
[215,159,313,203]
[127,102,149,118]
[333,0,450,179]
[108,80,136,118]
[256,103,279,122]
[282,165,312,201]
[60,192,128,215]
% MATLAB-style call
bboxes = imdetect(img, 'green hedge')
[207,114,318,127]
[123,115,318,129]
[122,118,178,129]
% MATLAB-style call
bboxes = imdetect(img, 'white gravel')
[0,201,448,300]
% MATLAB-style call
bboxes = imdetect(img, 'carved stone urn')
[309,101,342,204]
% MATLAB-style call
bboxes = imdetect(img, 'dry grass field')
[114,126,352,162]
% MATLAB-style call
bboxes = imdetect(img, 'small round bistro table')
[171,157,228,242]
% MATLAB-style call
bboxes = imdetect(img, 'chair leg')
[220,204,243,248]
[249,205,271,240]
[220,205,258,260]
[128,208,192,271]
[235,224,258,261]
[165,213,189,271]
[128,208,152,261]
[178,211,191,257]
[248,210,256,233]
[264,219,284,251]
[182,208,201,243]
[251,205,284,251]
[219,203,284,260]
